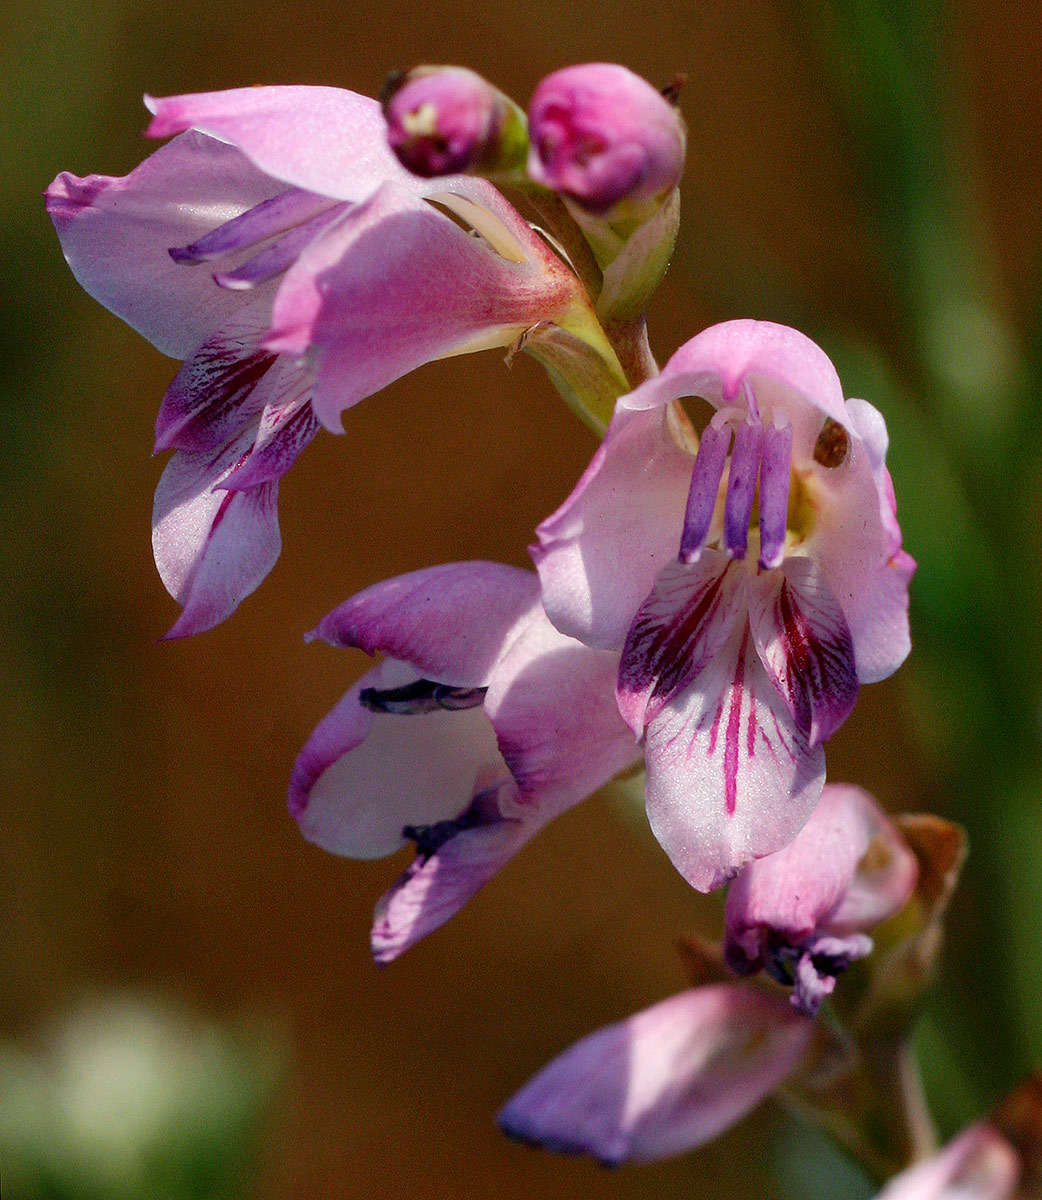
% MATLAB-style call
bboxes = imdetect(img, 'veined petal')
[644,629,825,893]
[153,303,276,453]
[498,984,812,1165]
[310,562,539,688]
[748,558,858,749]
[46,131,286,358]
[289,658,508,858]
[533,406,693,650]
[145,87,414,203]
[151,431,281,639]
[484,607,639,804]
[620,321,850,444]
[264,180,579,431]
[617,553,747,734]
[370,782,541,964]
[875,1125,1020,1200]
[220,394,319,492]
[725,784,885,967]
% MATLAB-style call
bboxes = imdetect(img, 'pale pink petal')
[532,406,693,649]
[875,1125,1020,1200]
[289,658,508,858]
[265,181,578,431]
[824,785,919,933]
[310,562,539,688]
[617,552,748,734]
[46,132,285,358]
[643,628,825,892]
[620,321,850,441]
[144,87,413,202]
[805,425,914,685]
[484,607,639,804]
[370,783,543,963]
[499,984,813,1164]
[151,431,281,639]
[748,557,858,749]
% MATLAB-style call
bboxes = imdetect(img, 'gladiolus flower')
[534,320,914,890]
[46,87,592,637]
[288,562,638,962]
[724,784,919,1014]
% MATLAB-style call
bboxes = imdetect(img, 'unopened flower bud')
[527,63,686,218]
[724,785,919,1016]
[382,66,527,178]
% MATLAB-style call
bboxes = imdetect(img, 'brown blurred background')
[3,1,1041,1196]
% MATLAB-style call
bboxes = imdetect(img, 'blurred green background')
[3,0,1041,1196]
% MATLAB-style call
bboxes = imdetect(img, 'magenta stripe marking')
[723,631,749,816]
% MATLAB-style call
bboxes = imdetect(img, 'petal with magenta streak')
[617,552,746,735]
[643,628,825,893]
[748,558,858,749]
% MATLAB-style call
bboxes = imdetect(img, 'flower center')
[679,404,795,571]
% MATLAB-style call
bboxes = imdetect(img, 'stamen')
[358,678,488,714]
[758,418,794,569]
[213,204,347,290]
[722,418,764,560]
[168,189,335,264]
[679,417,730,563]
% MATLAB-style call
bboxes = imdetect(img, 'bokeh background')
[4,1,1042,1196]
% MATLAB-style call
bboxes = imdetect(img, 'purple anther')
[722,419,764,560]
[213,203,348,290]
[758,419,794,569]
[168,188,334,264]
[679,419,731,562]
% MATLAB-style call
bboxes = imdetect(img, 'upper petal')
[498,984,812,1165]
[265,180,579,431]
[151,430,282,639]
[533,405,693,649]
[145,86,413,202]
[484,607,639,805]
[620,320,850,440]
[310,562,539,688]
[289,658,508,858]
[803,410,914,685]
[643,628,825,892]
[748,557,859,749]
[46,131,286,357]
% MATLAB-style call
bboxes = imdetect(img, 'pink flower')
[288,562,638,962]
[534,320,915,891]
[527,64,686,218]
[498,983,812,1164]
[874,1125,1020,1200]
[724,784,919,1014]
[46,87,587,637]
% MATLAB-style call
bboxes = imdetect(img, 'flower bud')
[527,63,686,218]
[382,66,527,178]
[724,785,918,1016]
